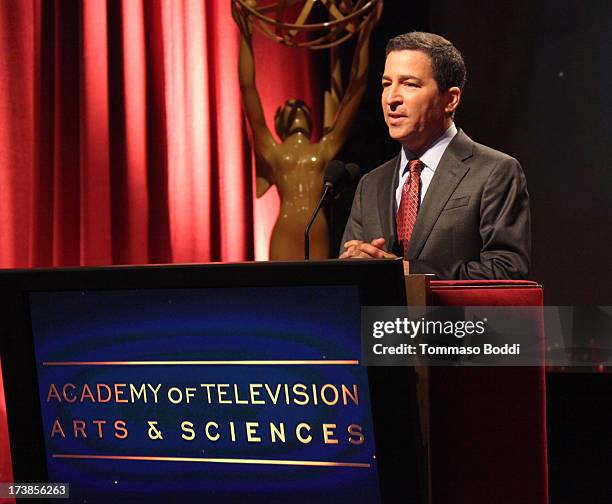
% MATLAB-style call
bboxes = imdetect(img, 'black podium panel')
[0,260,419,503]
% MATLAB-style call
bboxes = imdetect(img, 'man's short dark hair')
[386,32,467,93]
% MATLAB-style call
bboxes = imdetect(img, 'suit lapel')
[407,130,474,260]
[376,155,401,252]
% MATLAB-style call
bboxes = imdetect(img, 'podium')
[0,263,546,503]
[428,279,547,504]
[0,260,413,503]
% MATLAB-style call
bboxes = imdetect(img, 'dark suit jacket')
[340,130,531,279]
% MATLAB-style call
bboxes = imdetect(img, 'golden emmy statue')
[232,0,383,260]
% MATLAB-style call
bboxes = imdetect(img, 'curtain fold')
[0,0,323,267]
[81,0,112,264]
[114,0,149,264]
[0,0,256,267]
[0,0,36,267]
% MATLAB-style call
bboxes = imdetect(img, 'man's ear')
[445,87,461,115]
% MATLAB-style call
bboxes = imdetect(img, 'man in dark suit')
[340,32,530,280]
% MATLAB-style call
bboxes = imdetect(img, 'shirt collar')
[400,123,458,174]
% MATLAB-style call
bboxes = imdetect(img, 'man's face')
[381,50,455,154]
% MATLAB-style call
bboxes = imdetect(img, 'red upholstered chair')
[428,280,547,504]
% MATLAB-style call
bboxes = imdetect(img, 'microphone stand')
[304,184,332,260]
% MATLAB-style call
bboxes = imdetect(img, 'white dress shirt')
[395,123,458,211]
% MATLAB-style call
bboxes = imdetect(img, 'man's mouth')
[387,113,406,125]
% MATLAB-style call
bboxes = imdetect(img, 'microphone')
[323,159,348,194]
[304,161,361,260]
[344,163,361,191]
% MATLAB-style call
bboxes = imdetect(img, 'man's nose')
[384,85,402,108]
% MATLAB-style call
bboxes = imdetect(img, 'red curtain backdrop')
[0,0,320,267]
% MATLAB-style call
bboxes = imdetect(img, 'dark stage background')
[333,0,612,306]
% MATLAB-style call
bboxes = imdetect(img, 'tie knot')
[408,159,424,174]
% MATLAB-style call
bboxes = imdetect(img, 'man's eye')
[382,82,390,87]
[405,82,419,87]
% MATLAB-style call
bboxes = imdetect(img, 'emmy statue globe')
[232,0,383,260]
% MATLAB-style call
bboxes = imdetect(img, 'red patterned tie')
[396,159,424,257]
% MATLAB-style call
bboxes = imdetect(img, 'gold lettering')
[167,387,182,404]
[97,383,112,403]
[114,420,128,439]
[342,384,359,406]
[62,383,76,403]
[296,423,312,444]
[250,384,265,404]
[323,423,339,444]
[130,384,147,403]
[147,383,161,403]
[348,424,364,445]
[115,383,128,403]
[265,384,281,404]
[270,422,286,443]
[245,422,261,442]
[80,384,95,403]
[200,384,214,403]
[320,384,339,406]
[292,383,309,405]
[73,420,87,438]
[50,419,65,438]
[92,419,106,438]
[47,384,61,402]
[205,421,220,441]
[217,384,231,404]
[234,384,248,404]
[181,421,195,441]
[185,387,196,403]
